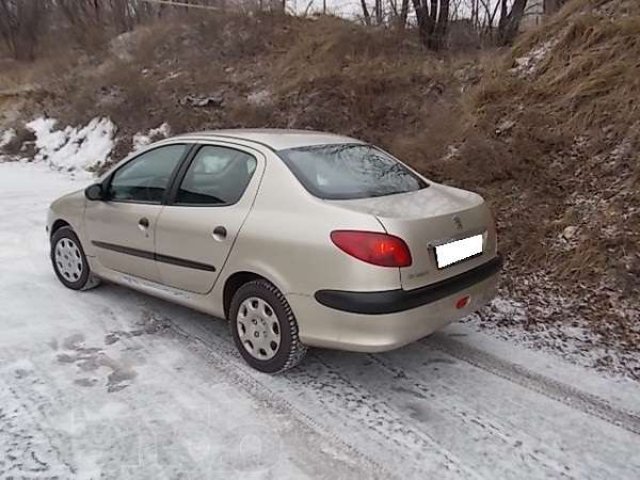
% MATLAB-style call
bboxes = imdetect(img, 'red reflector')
[455,296,471,309]
[330,230,412,268]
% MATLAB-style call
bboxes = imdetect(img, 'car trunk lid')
[328,183,498,290]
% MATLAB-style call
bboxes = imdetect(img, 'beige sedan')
[47,130,501,373]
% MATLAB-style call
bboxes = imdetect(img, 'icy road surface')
[1,161,640,479]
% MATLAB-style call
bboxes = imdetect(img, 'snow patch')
[132,123,171,152]
[247,89,272,107]
[440,144,460,162]
[512,40,557,78]
[109,29,148,62]
[488,296,528,324]
[0,128,16,148]
[26,117,116,174]
[465,287,640,380]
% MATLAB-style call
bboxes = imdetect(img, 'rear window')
[278,144,427,200]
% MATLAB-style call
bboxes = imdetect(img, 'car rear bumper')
[315,255,502,315]
[288,256,501,352]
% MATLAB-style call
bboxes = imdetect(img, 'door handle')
[138,217,150,231]
[212,226,227,241]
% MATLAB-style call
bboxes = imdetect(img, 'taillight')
[330,230,412,268]
[455,295,471,309]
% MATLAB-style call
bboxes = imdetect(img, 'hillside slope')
[436,0,639,375]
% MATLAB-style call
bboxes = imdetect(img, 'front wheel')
[229,279,307,373]
[50,226,100,291]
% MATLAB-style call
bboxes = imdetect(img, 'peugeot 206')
[48,130,501,373]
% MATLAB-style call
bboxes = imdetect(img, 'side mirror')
[85,183,105,201]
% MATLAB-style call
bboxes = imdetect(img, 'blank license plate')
[435,234,483,268]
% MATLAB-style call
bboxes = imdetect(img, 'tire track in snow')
[369,342,640,478]
[161,309,498,479]
[305,352,485,480]
[91,303,382,479]
[156,303,640,479]
[166,307,514,478]
[361,353,577,479]
[313,350,572,480]
[162,318,395,480]
[1,349,206,480]
[425,334,640,436]
[0,367,77,478]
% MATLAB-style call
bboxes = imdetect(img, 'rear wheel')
[229,279,306,373]
[50,226,100,291]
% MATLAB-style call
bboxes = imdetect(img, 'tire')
[50,226,100,291]
[229,279,307,373]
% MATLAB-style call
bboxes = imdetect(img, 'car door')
[154,143,264,294]
[84,143,189,282]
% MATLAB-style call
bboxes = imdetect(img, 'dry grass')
[35,12,471,171]
[463,0,640,278]
[427,0,640,364]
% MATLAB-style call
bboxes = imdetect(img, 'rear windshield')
[278,144,428,200]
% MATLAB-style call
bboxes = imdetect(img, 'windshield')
[278,144,428,200]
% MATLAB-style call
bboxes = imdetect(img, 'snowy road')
[1,161,640,479]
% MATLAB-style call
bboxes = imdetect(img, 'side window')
[109,144,187,203]
[175,146,257,206]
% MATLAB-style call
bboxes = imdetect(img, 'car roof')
[170,129,364,151]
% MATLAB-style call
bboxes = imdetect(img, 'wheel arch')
[50,219,71,239]
[223,269,294,320]
[224,270,308,373]
[223,271,267,320]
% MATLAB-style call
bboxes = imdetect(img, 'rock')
[496,119,515,136]
[247,89,271,107]
[180,94,224,108]
[109,30,142,62]
[562,225,578,240]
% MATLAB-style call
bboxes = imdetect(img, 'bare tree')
[360,0,372,25]
[470,0,479,28]
[449,0,466,20]
[58,0,100,29]
[544,0,567,14]
[497,0,527,45]
[411,0,451,50]
[374,0,383,24]
[470,0,494,44]
[389,0,410,29]
[0,0,48,61]
[110,0,133,32]
[57,0,161,45]
[399,0,410,28]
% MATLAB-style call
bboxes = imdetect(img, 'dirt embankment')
[443,0,640,376]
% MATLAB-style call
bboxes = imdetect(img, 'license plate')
[434,234,483,268]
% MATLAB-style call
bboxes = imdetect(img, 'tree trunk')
[399,0,409,29]
[360,0,372,25]
[412,0,448,51]
[427,0,438,49]
[411,0,428,47]
[375,0,382,24]
[433,0,449,50]
[498,0,528,45]
[545,0,567,14]
[0,0,47,61]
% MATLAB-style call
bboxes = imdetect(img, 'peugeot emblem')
[452,215,463,230]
